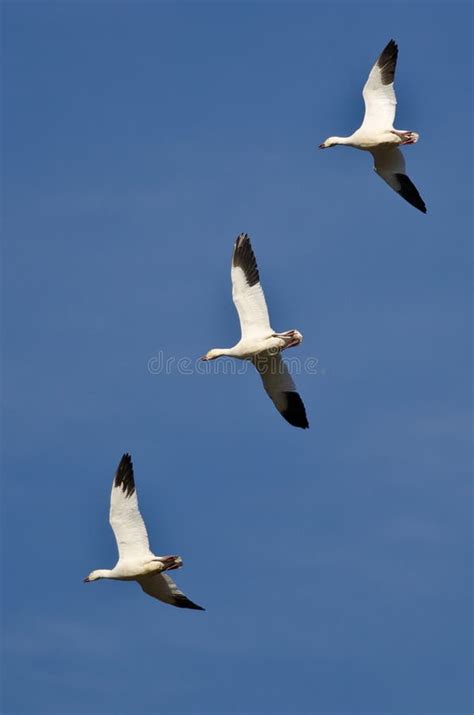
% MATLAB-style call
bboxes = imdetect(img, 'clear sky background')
[2,2,472,714]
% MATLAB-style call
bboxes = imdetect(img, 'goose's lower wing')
[370,147,426,213]
[253,353,309,429]
[137,573,205,610]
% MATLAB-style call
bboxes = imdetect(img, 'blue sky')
[2,2,472,714]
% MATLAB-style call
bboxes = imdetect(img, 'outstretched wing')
[370,146,426,213]
[231,233,272,340]
[253,352,309,429]
[361,39,398,131]
[137,573,205,610]
[109,454,153,561]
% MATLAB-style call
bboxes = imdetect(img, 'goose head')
[201,349,223,361]
[318,136,340,149]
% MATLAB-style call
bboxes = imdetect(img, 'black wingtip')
[281,392,309,429]
[114,453,135,497]
[232,233,260,287]
[234,232,249,250]
[377,39,398,85]
[394,173,427,213]
[381,39,398,56]
[173,595,205,610]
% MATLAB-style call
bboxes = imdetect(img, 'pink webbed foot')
[391,130,419,146]
[273,330,303,350]
[159,555,183,571]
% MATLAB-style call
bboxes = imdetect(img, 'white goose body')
[205,331,303,361]
[327,129,408,151]
[319,40,426,213]
[84,454,204,610]
[202,234,309,429]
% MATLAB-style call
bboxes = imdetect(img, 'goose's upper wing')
[254,352,309,429]
[231,234,272,340]
[137,572,205,610]
[361,39,398,131]
[109,454,153,561]
[370,146,426,213]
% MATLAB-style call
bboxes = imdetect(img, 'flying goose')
[202,233,309,429]
[319,39,426,213]
[83,454,204,610]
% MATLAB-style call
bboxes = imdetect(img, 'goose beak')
[200,355,208,361]
[318,143,326,149]
[83,577,90,583]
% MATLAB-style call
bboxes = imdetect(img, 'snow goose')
[319,39,426,213]
[83,454,204,610]
[202,233,309,429]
